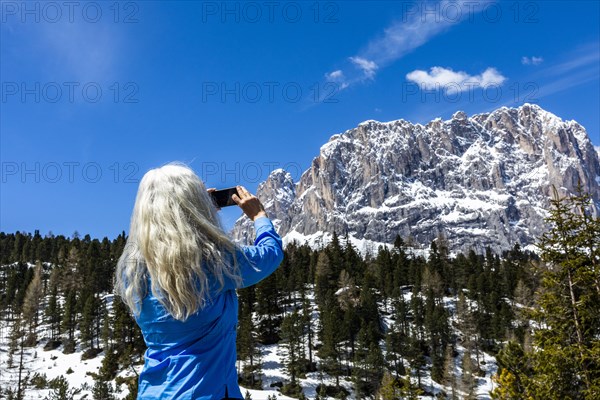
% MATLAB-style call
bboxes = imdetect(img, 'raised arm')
[235,216,284,288]
[212,185,284,292]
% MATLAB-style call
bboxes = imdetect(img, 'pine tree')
[22,262,43,346]
[401,370,424,400]
[237,287,262,389]
[46,375,81,400]
[338,271,360,365]
[255,274,282,345]
[301,295,314,367]
[2,267,19,319]
[111,294,145,364]
[456,292,480,365]
[237,312,257,372]
[280,309,304,385]
[99,346,120,381]
[343,236,363,282]
[63,246,83,292]
[61,290,77,353]
[422,266,450,383]
[337,270,358,310]
[318,306,344,390]
[12,319,26,400]
[493,187,600,399]
[353,337,384,397]
[384,322,406,379]
[315,251,334,308]
[406,333,426,390]
[92,379,116,400]
[10,232,26,262]
[80,293,97,350]
[491,341,531,399]
[101,301,111,350]
[356,284,382,342]
[460,349,478,400]
[410,285,424,343]
[46,284,62,340]
[374,246,394,309]
[442,345,458,400]
[7,319,23,369]
[378,371,402,400]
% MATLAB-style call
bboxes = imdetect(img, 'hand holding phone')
[232,186,267,221]
[209,187,239,208]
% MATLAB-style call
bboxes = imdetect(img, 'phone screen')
[210,187,239,208]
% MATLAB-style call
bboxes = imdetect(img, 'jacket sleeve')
[234,216,284,288]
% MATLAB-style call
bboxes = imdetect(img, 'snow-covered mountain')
[232,104,600,254]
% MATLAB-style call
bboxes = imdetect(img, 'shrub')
[62,339,75,354]
[44,340,62,351]
[281,382,303,397]
[81,348,102,360]
[31,373,48,389]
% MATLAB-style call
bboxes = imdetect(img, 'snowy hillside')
[0,265,500,400]
[0,292,294,400]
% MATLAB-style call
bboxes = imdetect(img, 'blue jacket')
[134,217,284,399]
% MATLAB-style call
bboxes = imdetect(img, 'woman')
[114,163,284,399]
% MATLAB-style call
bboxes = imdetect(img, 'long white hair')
[114,162,242,321]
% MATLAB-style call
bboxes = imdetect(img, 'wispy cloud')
[41,22,118,82]
[477,41,599,112]
[533,42,599,97]
[349,57,378,80]
[324,69,349,90]
[406,66,506,94]
[2,16,120,82]
[540,43,599,77]
[522,56,544,65]
[323,0,492,90]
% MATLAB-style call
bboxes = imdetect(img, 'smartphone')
[210,187,239,208]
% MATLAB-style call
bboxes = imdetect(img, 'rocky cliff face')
[232,104,600,254]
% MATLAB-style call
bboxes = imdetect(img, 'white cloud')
[406,66,506,94]
[522,56,544,65]
[325,70,344,80]
[321,0,491,88]
[349,57,378,79]
[323,70,349,93]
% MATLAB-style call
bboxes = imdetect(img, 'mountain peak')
[267,168,293,181]
[452,110,468,120]
[358,119,381,126]
[232,105,600,254]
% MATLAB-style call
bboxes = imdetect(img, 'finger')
[232,194,242,205]
[237,185,250,198]
[207,188,216,193]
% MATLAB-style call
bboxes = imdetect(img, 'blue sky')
[1,0,599,239]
